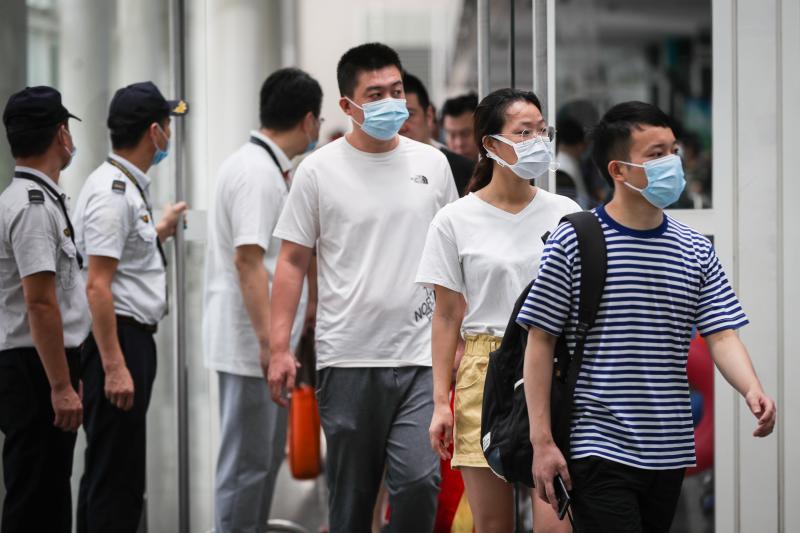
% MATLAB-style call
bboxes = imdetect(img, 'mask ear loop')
[614,160,646,192]
[344,97,365,129]
[482,135,514,168]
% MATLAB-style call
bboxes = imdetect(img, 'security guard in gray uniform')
[72,81,187,533]
[0,86,92,533]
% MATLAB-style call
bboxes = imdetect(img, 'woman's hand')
[429,402,454,460]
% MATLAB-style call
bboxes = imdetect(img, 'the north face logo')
[411,175,428,184]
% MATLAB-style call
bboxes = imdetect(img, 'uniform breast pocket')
[57,240,78,290]
[133,215,158,255]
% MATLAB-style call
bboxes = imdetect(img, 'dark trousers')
[77,321,157,533]
[0,347,81,533]
[570,456,685,533]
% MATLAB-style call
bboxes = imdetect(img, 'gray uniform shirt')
[73,154,167,326]
[0,166,92,350]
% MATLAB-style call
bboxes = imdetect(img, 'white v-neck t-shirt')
[274,136,458,369]
[416,189,580,338]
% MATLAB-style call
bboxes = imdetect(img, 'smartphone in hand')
[554,474,571,520]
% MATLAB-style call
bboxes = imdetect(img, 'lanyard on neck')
[106,157,167,267]
[13,171,84,269]
[249,136,283,172]
[249,136,290,190]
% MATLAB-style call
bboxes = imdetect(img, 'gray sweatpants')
[214,371,287,533]
[317,366,441,533]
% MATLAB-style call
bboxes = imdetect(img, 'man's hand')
[429,403,454,460]
[105,363,135,411]
[746,387,777,437]
[705,329,777,439]
[156,201,188,241]
[51,382,82,432]
[532,439,572,512]
[267,349,299,407]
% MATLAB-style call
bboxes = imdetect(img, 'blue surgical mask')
[346,97,409,141]
[152,124,170,166]
[619,154,686,209]
[305,137,318,153]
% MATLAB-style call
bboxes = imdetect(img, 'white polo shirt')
[0,167,92,350]
[203,132,308,378]
[273,136,458,369]
[73,153,167,326]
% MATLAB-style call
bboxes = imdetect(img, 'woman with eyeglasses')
[416,88,579,532]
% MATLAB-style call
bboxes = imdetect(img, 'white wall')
[711,0,800,530]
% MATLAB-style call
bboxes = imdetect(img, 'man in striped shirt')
[519,101,776,532]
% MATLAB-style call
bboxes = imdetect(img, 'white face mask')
[484,134,557,180]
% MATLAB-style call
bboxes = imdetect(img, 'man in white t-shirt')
[202,68,321,533]
[269,43,458,533]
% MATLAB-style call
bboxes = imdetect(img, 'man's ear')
[339,96,352,115]
[607,160,626,184]
[304,111,316,128]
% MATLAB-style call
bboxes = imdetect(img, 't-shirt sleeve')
[439,157,459,207]
[273,162,319,248]
[12,203,59,277]
[695,247,749,336]
[516,222,576,335]
[230,169,284,251]
[415,217,463,293]
[82,190,130,259]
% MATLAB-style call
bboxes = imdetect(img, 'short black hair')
[336,43,403,98]
[8,121,63,158]
[260,67,323,131]
[441,93,478,120]
[401,71,431,109]
[591,101,673,187]
[110,114,169,150]
[555,115,585,147]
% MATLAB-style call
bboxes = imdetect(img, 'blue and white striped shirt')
[517,205,748,470]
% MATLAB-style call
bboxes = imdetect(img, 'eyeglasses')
[499,126,556,142]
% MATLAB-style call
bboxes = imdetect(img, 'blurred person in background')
[442,93,480,162]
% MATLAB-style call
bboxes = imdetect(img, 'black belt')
[116,315,158,335]
[0,346,81,357]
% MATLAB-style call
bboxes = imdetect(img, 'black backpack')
[480,211,607,488]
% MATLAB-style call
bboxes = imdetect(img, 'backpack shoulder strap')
[561,211,607,337]
[551,211,607,453]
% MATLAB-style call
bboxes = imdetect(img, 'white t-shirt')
[273,136,458,369]
[415,189,580,338]
[203,132,308,377]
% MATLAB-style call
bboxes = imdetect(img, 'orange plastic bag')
[288,330,322,480]
[288,384,321,479]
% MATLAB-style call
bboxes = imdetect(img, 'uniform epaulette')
[27,189,45,204]
[112,180,126,194]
